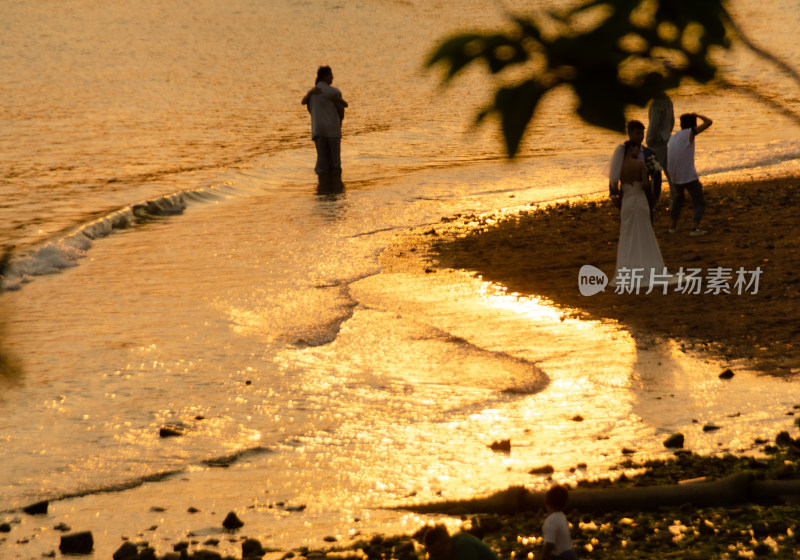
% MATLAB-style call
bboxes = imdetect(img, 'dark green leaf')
[492,79,547,157]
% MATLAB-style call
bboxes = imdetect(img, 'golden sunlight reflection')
[254,268,800,513]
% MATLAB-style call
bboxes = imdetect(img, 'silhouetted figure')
[301,66,348,184]
[541,485,577,560]
[424,525,498,560]
[667,113,713,236]
[608,120,660,221]
[0,247,11,292]
[645,72,675,196]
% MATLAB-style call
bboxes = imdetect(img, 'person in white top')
[301,66,348,184]
[666,113,713,236]
[541,485,577,560]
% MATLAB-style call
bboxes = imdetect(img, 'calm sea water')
[2,0,800,558]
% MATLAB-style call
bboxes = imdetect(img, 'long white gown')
[612,181,666,288]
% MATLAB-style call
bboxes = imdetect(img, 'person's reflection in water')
[314,176,347,223]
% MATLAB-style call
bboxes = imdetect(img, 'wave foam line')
[0,187,232,291]
[2,445,274,514]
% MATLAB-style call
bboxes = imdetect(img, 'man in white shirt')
[666,113,713,236]
[301,66,348,183]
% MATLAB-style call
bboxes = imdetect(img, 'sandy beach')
[4,176,800,559]
[386,176,800,377]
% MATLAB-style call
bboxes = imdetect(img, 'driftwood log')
[399,473,800,515]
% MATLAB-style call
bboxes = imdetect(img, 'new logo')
[578,265,608,296]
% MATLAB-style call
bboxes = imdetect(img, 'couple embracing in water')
[608,112,713,290]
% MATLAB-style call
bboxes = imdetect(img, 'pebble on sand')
[222,512,244,530]
[59,531,94,555]
[663,433,685,448]
[489,439,511,452]
[22,500,48,515]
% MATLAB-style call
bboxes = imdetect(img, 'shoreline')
[393,175,800,377]
[3,175,800,559]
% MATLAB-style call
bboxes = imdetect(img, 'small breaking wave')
[0,186,233,292]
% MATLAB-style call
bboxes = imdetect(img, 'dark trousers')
[314,136,342,177]
[669,179,705,224]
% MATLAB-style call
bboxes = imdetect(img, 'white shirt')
[667,128,698,185]
[309,81,343,139]
[542,512,573,555]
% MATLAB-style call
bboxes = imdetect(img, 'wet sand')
[389,176,800,376]
[4,177,800,560]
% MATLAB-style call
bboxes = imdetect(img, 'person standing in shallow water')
[424,525,498,560]
[301,66,348,185]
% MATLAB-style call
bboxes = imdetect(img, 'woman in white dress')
[612,141,666,287]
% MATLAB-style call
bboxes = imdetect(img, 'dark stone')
[22,500,48,515]
[777,431,796,446]
[113,542,140,560]
[242,538,266,557]
[529,465,555,475]
[203,538,220,546]
[489,439,511,452]
[193,551,223,560]
[719,369,735,379]
[703,424,721,432]
[752,521,770,538]
[174,542,190,551]
[222,512,244,530]
[698,520,715,536]
[54,522,71,532]
[139,547,158,560]
[663,433,685,448]
[159,426,184,438]
[59,531,94,555]
[187,507,200,513]
[753,542,772,556]
[621,448,636,455]
[771,463,796,479]
[0,523,11,532]
[323,536,338,542]
[478,516,503,533]
[572,415,585,422]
